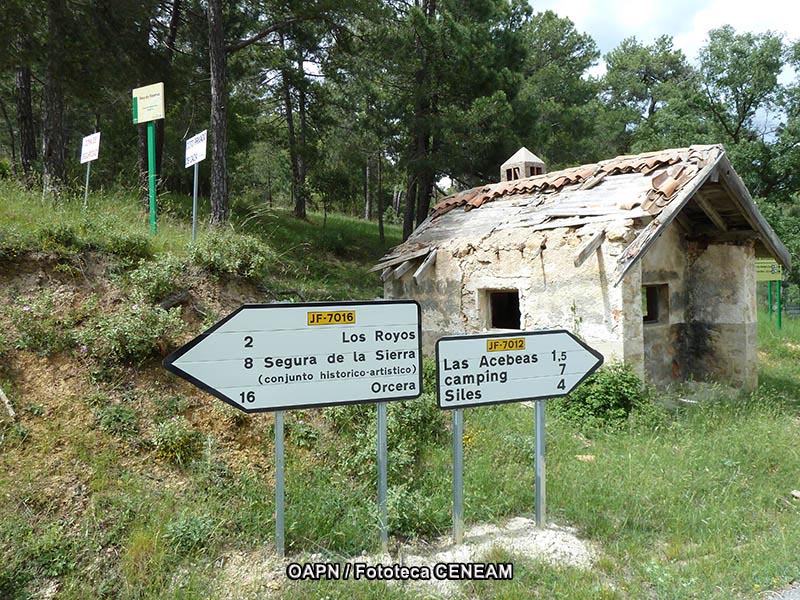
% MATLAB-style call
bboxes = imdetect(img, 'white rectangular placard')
[80,132,101,164]
[436,331,603,409]
[185,130,207,168]
[164,301,422,412]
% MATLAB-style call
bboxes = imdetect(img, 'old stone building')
[375,145,791,389]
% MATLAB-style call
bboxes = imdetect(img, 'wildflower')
[80,345,88,354]
[21,305,31,312]
[132,304,139,312]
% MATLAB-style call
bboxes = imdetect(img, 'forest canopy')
[2,0,800,279]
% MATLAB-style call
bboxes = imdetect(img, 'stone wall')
[638,221,757,389]
[386,215,757,389]
[386,222,642,374]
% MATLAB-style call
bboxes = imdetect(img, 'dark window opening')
[643,284,668,324]
[490,290,521,329]
[528,166,543,176]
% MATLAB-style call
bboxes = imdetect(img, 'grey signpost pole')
[192,162,199,241]
[377,402,388,553]
[453,408,464,544]
[275,410,285,558]
[83,162,91,208]
[534,399,546,528]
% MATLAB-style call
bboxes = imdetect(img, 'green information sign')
[131,82,165,236]
[756,258,782,282]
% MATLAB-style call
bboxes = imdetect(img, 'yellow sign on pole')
[756,258,782,281]
[132,82,165,124]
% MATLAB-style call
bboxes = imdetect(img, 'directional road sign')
[163,301,422,413]
[436,330,603,409]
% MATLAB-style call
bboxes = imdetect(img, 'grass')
[2,179,800,598]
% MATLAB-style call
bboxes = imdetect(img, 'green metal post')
[147,121,157,236]
[777,281,782,330]
[768,281,773,319]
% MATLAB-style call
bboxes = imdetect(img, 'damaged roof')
[375,144,790,286]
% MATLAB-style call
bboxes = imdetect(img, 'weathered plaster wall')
[386,221,643,376]
[686,240,757,389]
[638,220,757,389]
[640,223,690,384]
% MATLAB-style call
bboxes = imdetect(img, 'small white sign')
[80,132,101,164]
[164,301,422,413]
[436,331,603,409]
[185,130,207,168]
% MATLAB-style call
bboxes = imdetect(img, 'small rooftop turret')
[500,147,545,182]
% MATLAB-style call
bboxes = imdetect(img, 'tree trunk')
[154,0,182,189]
[14,64,36,187]
[0,97,17,176]
[42,0,67,198]
[377,151,384,244]
[365,157,371,220]
[281,35,302,219]
[207,0,228,223]
[402,174,416,241]
[294,54,309,219]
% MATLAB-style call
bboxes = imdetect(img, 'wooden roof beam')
[574,229,606,268]
[413,249,437,285]
[693,191,727,231]
[716,154,791,269]
[392,259,416,280]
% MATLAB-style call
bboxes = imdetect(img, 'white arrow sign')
[185,130,207,168]
[436,330,603,409]
[164,301,422,413]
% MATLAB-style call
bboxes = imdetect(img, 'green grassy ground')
[1,181,799,599]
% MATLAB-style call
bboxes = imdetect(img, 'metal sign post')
[534,399,546,527]
[275,410,285,558]
[184,130,207,242]
[163,300,422,555]
[453,408,464,544]
[757,258,784,330]
[377,402,388,553]
[436,330,603,542]
[83,161,91,208]
[132,82,165,237]
[147,122,157,235]
[80,132,101,208]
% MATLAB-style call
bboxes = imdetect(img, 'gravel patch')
[210,517,593,599]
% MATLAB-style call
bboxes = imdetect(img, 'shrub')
[7,291,75,356]
[77,300,185,368]
[96,403,140,438]
[128,255,187,302]
[36,224,84,252]
[0,228,29,262]
[554,362,646,430]
[189,230,273,278]
[82,220,153,264]
[152,417,202,466]
[99,231,153,263]
[164,510,216,556]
